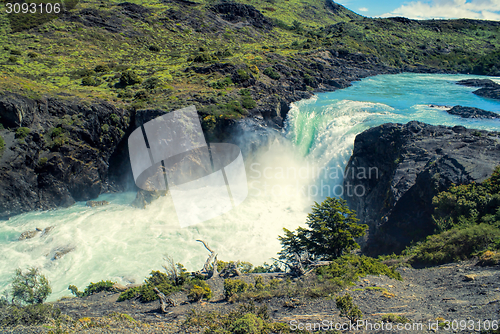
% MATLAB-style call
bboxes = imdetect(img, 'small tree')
[11,268,51,305]
[278,197,367,265]
[336,293,362,323]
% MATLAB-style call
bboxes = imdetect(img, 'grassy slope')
[0,0,499,111]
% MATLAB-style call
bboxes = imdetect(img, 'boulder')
[344,121,500,255]
[446,105,500,119]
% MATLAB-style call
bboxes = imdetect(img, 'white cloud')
[381,0,500,20]
[358,7,369,12]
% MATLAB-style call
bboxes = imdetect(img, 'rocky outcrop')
[86,200,110,207]
[209,3,274,30]
[446,105,500,119]
[344,121,500,255]
[457,79,500,100]
[0,93,132,220]
[19,226,54,240]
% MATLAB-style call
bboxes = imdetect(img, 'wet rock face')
[344,121,500,256]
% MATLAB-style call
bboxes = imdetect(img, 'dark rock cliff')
[0,93,132,220]
[344,121,500,255]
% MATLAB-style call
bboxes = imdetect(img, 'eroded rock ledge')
[344,121,500,255]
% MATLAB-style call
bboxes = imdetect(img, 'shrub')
[477,250,500,266]
[224,279,249,300]
[263,67,280,80]
[231,313,264,334]
[94,64,109,73]
[382,314,411,324]
[184,303,277,333]
[68,280,116,298]
[187,280,212,302]
[316,255,402,286]
[15,127,30,140]
[11,268,51,305]
[149,45,160,52]
[117,287,140,302]
[237,69,251,81]
[27,52,38,58]
[336,293,362,322]
[101,124,109,133]
[303,73,314,86]
[119,71,142,86]
[38,157,48,166]
[8,56,18,63]
[10,49,22,55]
[139,271,179,302]
[0,303,59,326]
[408,224,500,265]
[49,127,64,139]
[142,77,161,90]
[209,76,233,89]
[81,76,101,86]
[241,96,256,109]
[0,135,5,149]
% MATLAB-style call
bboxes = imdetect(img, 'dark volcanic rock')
[210,3,274,30]
[344,121,500,255]
[456,78,500,101]
[446,105,500,119]
[0,93,132,220]
[456,78,498,88]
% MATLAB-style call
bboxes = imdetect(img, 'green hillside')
[0,0,499,112]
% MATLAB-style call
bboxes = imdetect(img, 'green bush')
[94,64,110,73]
[11,268,51,305]
[101,124,109,133]
[38,157,48,166]
[408,224,500,265]
[336,293,362,322]
[224,279,249,300]
[237,69,251,81]
[231,313,265,334]
[241,96,256,109]
[263,67,280,80]
[432,166,500,231]
[142,77,161,90]
[184,303,278,333]
[209,76,233,89]
[119,71,143,86]
[15,127,30,140]
[49,127,64,139]
[8,56,18,63]
[68,280,116,298]
[81,76,101,86]
[316,255,402,286]
[0,303,59,326]
[187,280,212,302]
[382,314,411,324]
[117,287,140,302]
[0,135,5,150]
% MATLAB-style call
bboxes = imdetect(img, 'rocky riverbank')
[2,260,499,333]
[344,121,500,255]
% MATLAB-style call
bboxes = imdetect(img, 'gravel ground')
[1,261,499,333]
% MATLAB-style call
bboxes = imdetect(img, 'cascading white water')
[1,73,500,301]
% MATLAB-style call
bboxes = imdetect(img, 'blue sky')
[335,0,500,20]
